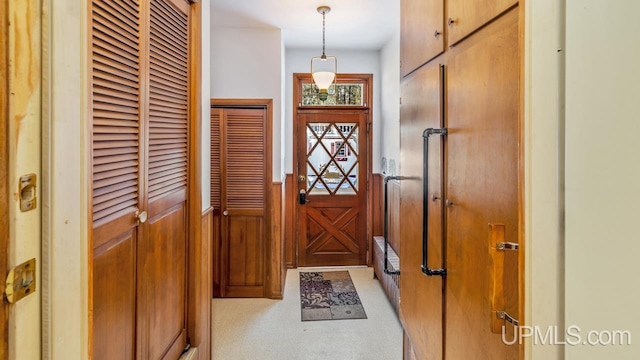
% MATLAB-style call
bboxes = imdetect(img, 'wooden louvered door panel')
[91,0,191,358]
[90,1,141,359]
[143,0,190,358]
[221,108,268,298]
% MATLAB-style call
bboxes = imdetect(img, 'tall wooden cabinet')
[399,1,522,359]
[90,0,199,358]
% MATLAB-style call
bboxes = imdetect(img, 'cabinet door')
[221,108,268,297]
[445,9,520,359]
[399,63,443,360]
[400,0,444,77]
[447,0,517,46]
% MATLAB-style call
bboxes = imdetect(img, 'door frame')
[210,98,274,298]
[292,73,374,267]
[0,0,9,355]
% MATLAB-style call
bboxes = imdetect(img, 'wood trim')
[0,0,9,356]
[518,2,526,359]
[283,174,295,268]
[186,2,208,359]
[269,182,284,299]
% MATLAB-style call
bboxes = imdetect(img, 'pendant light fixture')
[311,6,337,102]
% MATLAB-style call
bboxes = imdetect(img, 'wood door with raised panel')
[297,113,368,267]
[143,0,190,358]
[219,107,269,298]
[90,0,191,358]
[400,0,444,77]
[444,9,520,359]
[399,63,444,360]
[446,0,517,46]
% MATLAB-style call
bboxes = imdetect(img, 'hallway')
[211,267,402,360]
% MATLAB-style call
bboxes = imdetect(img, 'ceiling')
[211,0,400,51]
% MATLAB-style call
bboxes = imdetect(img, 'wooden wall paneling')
[195,207,213,359]
[269,181,284,299]
[212,213,221,297]
[446,0,518,46]
[388,179,401,254]
[0,0,9,356]
[444,8,520,359]
[283,174,295,268]
[400,0,444,77]
[371,173,384,238]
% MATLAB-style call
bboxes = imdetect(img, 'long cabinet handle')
[422,128,447,277]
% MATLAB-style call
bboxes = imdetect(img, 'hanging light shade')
[311,6,337,102]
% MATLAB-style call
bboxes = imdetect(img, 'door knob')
[223,210,229,216]
[298,175,306,182]
[136,209,148,223]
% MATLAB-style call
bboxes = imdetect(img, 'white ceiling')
[211,0,400,51]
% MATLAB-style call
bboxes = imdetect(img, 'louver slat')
[225,110,266,209]
[210,112,221,209]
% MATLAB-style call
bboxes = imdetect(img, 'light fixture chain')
[322,10,326,57]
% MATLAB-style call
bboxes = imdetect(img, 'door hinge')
[5,258,36,304]
[399,97,402,105]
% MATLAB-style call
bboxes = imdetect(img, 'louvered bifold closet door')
[221,108,268,297]
[143,0,190,358]
[90,1,141,359]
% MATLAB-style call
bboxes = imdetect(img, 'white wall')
[564,0,640,358]
[525,0,565,358]
[379,30,400,176]
[210,27,284,180]
[285,49,382,174]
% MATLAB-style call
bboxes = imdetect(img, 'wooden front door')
[91,0,191,358]
[297,113,368,266]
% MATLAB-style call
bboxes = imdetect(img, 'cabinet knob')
[445,200,455,208]
[434,30,441,38]
[136,209,148,223]
[447,17,455,27]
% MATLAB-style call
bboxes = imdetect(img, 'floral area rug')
[299,271,367,321]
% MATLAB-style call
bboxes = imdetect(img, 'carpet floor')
[211,267,402,360]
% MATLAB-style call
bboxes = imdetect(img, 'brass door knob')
[136,210,148,223]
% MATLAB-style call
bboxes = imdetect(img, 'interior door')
[297,113,368,267]
[143,0,190,358]
[444,10,520,359]
[220,107,269,298]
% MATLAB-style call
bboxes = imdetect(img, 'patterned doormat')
[299,271,367,321]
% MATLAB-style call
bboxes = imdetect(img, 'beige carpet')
[212,267,402,360]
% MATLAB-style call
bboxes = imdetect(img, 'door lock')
[298,175,306,182]
[299,190,309,204]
